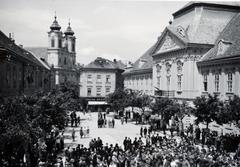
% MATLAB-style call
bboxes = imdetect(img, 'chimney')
[113,59,116,63]
[9,32,15,43]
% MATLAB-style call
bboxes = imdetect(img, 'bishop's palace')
[1,2,240,104]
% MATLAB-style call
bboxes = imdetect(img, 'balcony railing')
[155,90,175,98]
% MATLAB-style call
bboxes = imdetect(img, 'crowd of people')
[58,132,240,167]
[36,111,240,167]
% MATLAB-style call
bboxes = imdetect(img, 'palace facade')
[198,13,240,100]
[151,2,240,100]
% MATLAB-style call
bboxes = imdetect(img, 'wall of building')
[198,63,240,100]
[79,70,116,97]
[153,48,209,99]
[0,57,54,97]
[124,72,153,95]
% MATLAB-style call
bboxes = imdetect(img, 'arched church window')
[166,62,171,75]
[58,39,62,48]
[51,38,55,48]
[72,43,75,52]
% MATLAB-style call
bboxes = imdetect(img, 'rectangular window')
[106,87,110,94]
[177,75,182,91]
[87,87,92,96]
[157,76,160,88]
[87,74,92,83]
[166,76,170,90]
[106,75,110,83]
[97,75,101,83]
[203,75,208,92]
[227,73,233,92]
[96,87,101,96]
[215,74,219,92]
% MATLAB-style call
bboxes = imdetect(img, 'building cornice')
[197,55,240,68]
[123,68,152,76]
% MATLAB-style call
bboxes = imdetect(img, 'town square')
[0,0,240,166]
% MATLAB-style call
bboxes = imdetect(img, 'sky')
[0,0,189,65]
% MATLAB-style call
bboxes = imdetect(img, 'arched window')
[72,43,75,52]
[156,64,161,88]
[64,57,67,65]
[176,60,183,91]
[51,38,55,48]
[58,39,62,48]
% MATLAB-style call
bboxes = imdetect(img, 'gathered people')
[61,132,240,167]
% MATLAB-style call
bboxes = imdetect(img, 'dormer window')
[177,26,185,38]
[217,39,231,55]
[139,59,147,68]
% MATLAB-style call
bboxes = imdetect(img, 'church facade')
[27,15,79,86]
[151,2,240,100]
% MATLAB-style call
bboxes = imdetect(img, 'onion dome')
[50,15,61,31]
[64,22,74,36]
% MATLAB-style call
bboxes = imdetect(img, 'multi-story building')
[26,15,79,86]
[152,2,240,100]
[123,43,156,95]
[0,31,55,97]
[79,57,124,111]
[198,13,240,100]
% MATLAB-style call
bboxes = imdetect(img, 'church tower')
[47,15,62,67]
[64,21,76,68]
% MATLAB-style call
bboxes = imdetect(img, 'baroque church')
[26,15,79,86]
[123,2,240,100]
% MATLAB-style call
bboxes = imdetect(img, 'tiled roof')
[84,57,124,70]
[123,42,156,75]
[0,31,48,69]
[167,2,240,46]
[200,13,240,62]
[173,1,240,18]
[25,47,48,61]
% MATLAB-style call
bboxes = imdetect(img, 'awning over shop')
[88,101,108,105]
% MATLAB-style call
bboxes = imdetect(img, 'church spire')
[50,12,61,31]
[64,18,74,36]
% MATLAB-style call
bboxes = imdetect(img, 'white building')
[123,44,156,95]
[26,15,79,86]
[151,2,240,100]
[198,13,240,100]
[79,57,124,111]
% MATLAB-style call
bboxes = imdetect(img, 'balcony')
[154,89,175,98]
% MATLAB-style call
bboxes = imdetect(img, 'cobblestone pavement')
[63,112,149,148]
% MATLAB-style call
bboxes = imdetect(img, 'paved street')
[63,112,149,148]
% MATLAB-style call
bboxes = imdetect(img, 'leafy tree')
[0,82,81,166]
[193,94,221,128]
[106,88,128,114]
[151,98,173,117]
[134,93,152,113]
[223,95,240,127]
